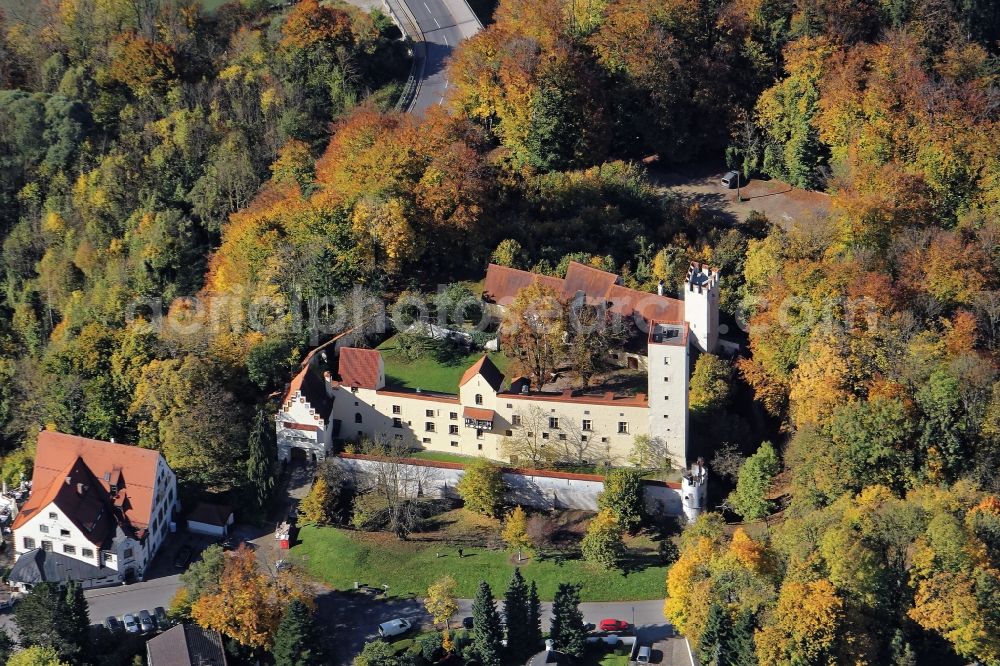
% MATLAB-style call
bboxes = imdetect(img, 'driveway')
[649,163,831,228]
[81,460,314,625]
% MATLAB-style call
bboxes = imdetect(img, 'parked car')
[599,618,630,633]
[104,616,121,632]
[721,170,740,188]
[173,545,193,569]
[378,618,412,638]
[138,609,155,633]
[121,613,139,634]
[636,646,651,664]
[154,606,169,628]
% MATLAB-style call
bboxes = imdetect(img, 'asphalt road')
[402,0,482,115]
[322,592,673,665]
[84,575,182,624]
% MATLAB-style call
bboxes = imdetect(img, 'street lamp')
[632,606,635,628]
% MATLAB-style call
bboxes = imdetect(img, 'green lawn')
[406,450,501,465]
[290,524,668,602]
[377,335,510,395]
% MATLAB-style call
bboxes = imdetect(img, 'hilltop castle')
[275,261,721,479]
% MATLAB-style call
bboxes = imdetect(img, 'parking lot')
[649,163,832,228]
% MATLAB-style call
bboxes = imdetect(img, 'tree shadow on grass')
[429,338,475,366]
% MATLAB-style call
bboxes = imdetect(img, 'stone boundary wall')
[335,453,683,516]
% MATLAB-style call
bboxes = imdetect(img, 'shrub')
[581,508,625,570]
[417,633,443,662]
[727,441,780,520]
[597,469,646,533]
[456,459,505,517]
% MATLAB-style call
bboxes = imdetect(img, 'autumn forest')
[1,0,1000,663]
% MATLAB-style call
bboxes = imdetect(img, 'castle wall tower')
[681,458,708,523]
[647,322,690,470]
[683,262,720,354]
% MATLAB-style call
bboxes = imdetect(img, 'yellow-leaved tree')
[502,505,533,562]
[425,575,459,628]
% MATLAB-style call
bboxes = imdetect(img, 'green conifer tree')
[246,407,276,511]
[273,599,325,666]
[503,569,530,658]
[549,583,586,657]
[471,581,503,666]
[527,581,543,651]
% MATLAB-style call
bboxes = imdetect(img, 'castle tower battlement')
[683,262,720,353]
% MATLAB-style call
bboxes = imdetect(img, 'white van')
[378,618,412,638]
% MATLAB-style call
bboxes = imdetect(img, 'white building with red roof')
[10,431,178,589]
[276,261,721,471]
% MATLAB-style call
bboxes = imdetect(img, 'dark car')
[104,616,121,632]
[153,606,169,628]
[173,545,193,569]
[462,616,474,630]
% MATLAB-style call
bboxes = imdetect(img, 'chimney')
[657,280,664,296]
[110,437,115,443]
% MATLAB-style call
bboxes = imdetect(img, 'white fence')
[335,454,683,516]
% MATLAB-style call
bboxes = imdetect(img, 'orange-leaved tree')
[192,546,313,649]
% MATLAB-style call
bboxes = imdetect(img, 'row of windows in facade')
[22,537,132,561]
[511,415,631,434]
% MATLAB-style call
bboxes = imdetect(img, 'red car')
[599,619,630,633]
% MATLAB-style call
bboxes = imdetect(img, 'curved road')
[388,0,482,114]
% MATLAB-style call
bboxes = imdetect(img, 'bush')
[417,633,443,662]
[597,469,646,533]
[727,441,780,520]
[581,508,625,570]
[456,459,505,517]
[392,639,415,655]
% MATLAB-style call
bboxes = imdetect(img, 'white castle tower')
[681,458,708,523]
[683,262,720,353]
[646,322,690,470]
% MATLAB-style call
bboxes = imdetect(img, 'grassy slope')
[291,523,667,602]
[377,335,510,394]
[406,450,502,464]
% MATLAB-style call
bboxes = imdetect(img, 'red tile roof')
[484,263,684,327]
[281,422,320,432]
[338,347,383,389]
[459,355,505,391]
[13,431,163,534]
[482,264,565,305]
[463,407,496,421]
[606,284,683,323]
[563,262,620,304]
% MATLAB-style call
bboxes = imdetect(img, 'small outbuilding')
[147,624,227,666]
[186,502,234,537]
